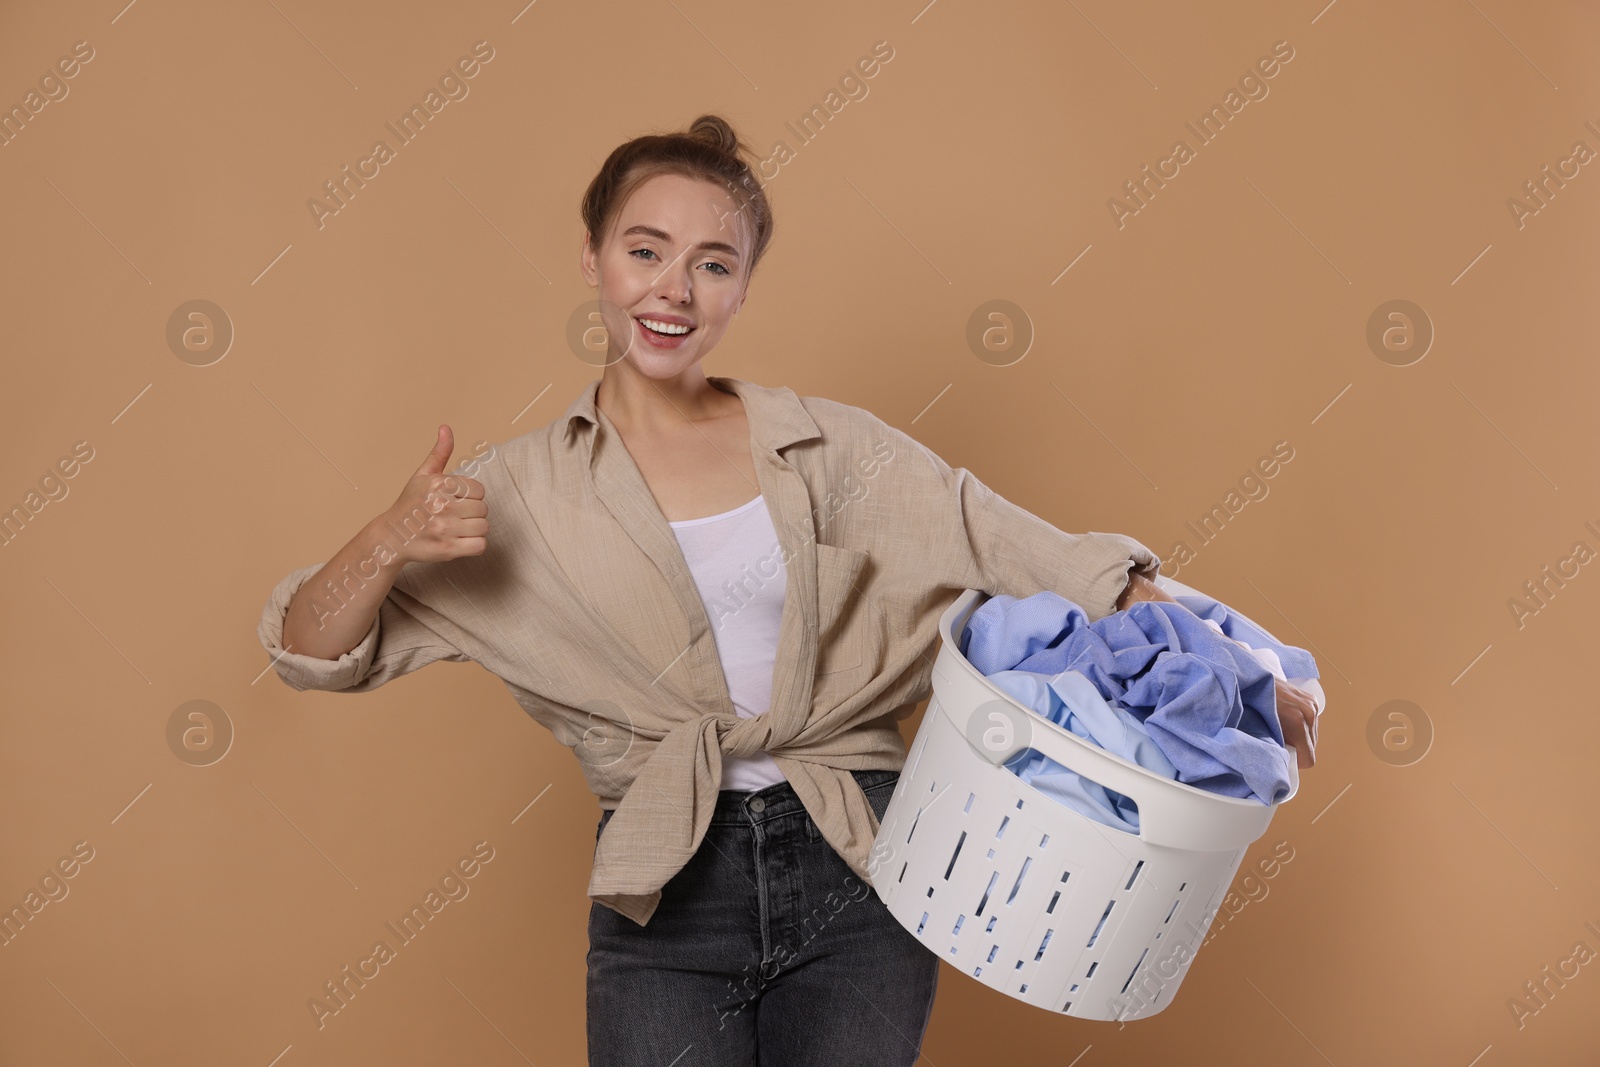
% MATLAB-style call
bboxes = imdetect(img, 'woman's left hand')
[1272,677,1319,770]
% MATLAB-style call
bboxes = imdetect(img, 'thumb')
[415,424,455,477]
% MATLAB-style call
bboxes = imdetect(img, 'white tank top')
[668,495,789,791]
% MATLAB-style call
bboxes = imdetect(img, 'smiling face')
[580,171,753,379]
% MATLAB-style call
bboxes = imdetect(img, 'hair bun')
[687,114,741,155]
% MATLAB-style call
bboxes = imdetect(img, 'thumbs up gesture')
[381,425,489,566]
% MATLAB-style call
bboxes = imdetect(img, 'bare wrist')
[361,513,414,571]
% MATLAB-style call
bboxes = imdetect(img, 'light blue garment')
[985,669,1179,833]
[1170,594,1317,680]
[960,590,1317,811]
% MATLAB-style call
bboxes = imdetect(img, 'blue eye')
[630,248,731,276]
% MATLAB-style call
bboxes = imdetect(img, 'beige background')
[2,0,1597,1064]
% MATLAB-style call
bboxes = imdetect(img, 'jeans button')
[749,796,766,813]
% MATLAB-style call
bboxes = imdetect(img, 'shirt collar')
[559,375,820,454]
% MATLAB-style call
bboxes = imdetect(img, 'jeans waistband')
[704,767,901,828]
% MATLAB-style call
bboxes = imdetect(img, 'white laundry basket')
[866,576,1304,1022]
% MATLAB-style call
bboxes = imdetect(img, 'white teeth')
[639,318,692,335]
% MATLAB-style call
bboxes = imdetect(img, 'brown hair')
[580,114,774,283]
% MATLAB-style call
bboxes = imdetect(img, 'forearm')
[1114,569,1177,611]
[281,516,408,661]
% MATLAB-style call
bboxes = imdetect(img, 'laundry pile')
[958,590,1320,834]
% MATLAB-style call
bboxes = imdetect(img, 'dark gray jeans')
[586,768,940,1066]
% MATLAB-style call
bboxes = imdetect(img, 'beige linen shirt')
[258,375,1162,926]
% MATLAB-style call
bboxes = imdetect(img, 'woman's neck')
[596,366,734,433]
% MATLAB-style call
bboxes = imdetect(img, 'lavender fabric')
[959,591,1317,812]
[980,669,1177,833]
[1168,594,1318,680]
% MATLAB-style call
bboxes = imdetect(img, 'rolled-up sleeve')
[257,562,469,693]
[955,467,1161,620]
[869,414,1162,621]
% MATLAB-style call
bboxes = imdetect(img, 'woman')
[261,114,1319,1065]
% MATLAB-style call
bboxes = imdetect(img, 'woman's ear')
[579,230,604,287]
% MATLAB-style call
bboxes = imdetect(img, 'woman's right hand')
[380,425,489,566]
